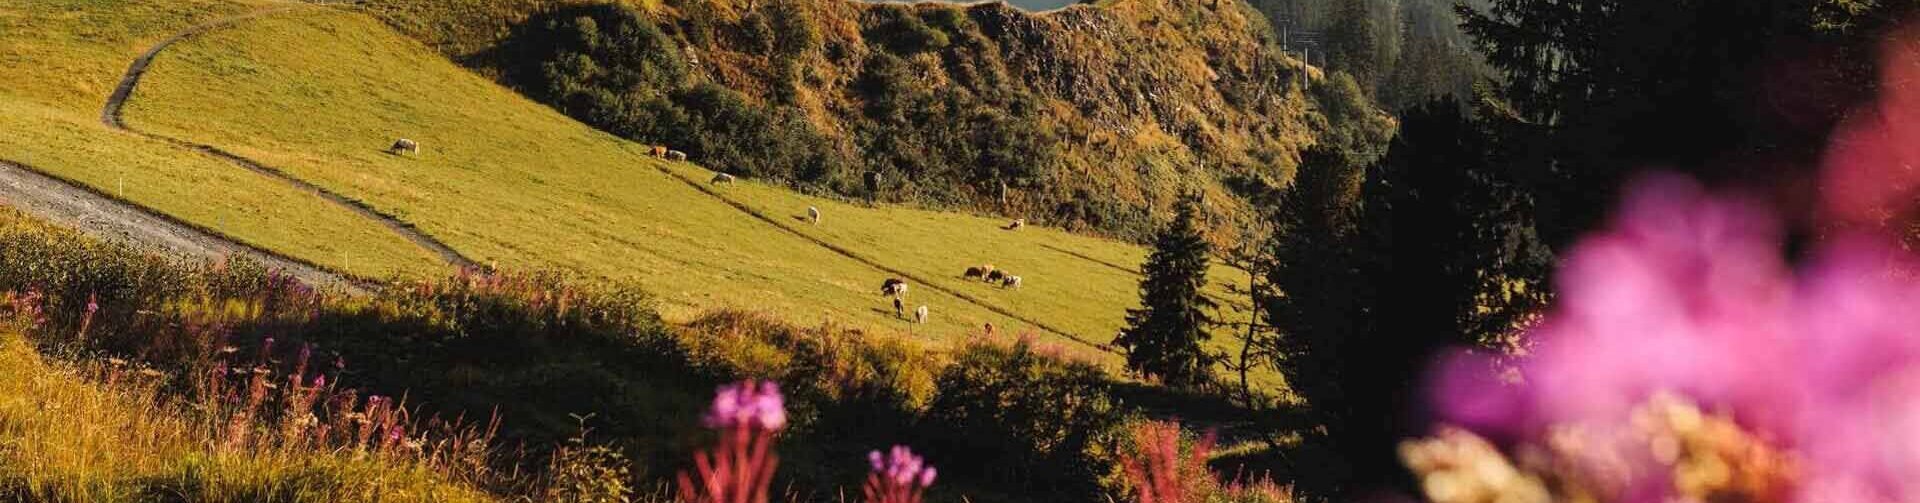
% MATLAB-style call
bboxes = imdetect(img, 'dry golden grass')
[0,329,494,502]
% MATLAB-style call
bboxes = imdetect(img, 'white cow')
[807,206,821,225]
[913,305,929,324]
[389,138,420,155]
[711,173,736,185]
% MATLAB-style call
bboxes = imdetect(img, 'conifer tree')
[1115,196,1218,389]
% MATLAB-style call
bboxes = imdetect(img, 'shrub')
[919,335,1129,500]
[1115,420,1293,503]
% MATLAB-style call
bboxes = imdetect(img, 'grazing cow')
[1005,218,1025,230]
[666,150,688,162]
[986,270,1007,283]
[964,266,986,281]
[893,298,905,319]
[881,278,907,298]
[650,145,668,157]
[914,305,929,324]
[807,206,821,225]
[388,138,420,155]
[711,173,736,185]
[1002,275,1022,289]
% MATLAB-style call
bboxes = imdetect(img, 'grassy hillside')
[0,204,1263,502]
[118,6,1267,375]
[361,0,1393,244]
[0,0,447,278]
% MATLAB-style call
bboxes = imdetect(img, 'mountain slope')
[364,0,1394,244]
[116,6,1262,371]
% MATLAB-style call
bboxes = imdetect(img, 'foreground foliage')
[0,207,1186,501]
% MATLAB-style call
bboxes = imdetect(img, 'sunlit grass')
[120,7,1274,387]
[0,330,493,502]
[0,0,447,278]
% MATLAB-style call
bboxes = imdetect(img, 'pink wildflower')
[679,380,785,503]
[700,380,786,431]
[863,445,936,503]
[1427,174,1920,502]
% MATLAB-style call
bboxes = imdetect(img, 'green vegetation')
[0,205,1206,501]
[1247,0,1490,110]
[0,1,1343,498]
[117,5,1269,379]
[364,0,1391,243]
[1114,196,1218,389]
[1257,97,1550,490]
[0,0,447,278]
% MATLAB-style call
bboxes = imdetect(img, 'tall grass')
[0,303,495,502]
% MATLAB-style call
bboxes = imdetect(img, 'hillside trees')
[1323,0,1398,96]
[1256,0,1487,109]
[1261,97,1550,492]
[498,3,844,184]
[1114,195,1218,389]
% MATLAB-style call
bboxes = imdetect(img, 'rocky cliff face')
[368,0,1392,242]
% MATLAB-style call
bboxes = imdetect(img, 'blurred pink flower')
[1428,174,1920,502]
[1822,21,1920,232]
[702,380,786,431]
[680,380,785,503]
[864,445,936,503]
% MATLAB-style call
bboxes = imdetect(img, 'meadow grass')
[120,6,1274,384]
[0,329,494,502]
[0,0,449,278]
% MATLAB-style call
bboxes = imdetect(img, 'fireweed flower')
[679,380,786,503]
[863,445,936,503]
[701,380,787,431]
[1423,173,1920,502]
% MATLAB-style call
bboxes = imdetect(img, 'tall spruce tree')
[1259,98,1553,493]
[1263,144,1367,433]
[1115,196,1218,389]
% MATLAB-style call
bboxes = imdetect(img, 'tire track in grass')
[102,5,479,271]
[646,160,1119,355]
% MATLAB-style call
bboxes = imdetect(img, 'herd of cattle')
[396,138,1035,329]
[647,144,1031,328]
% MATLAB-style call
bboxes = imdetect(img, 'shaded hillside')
[363,0,1393,243]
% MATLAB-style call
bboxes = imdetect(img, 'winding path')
[0,160,366,292]
[101,5,479,271]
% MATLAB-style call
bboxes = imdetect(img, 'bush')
[919,335,1130,500]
